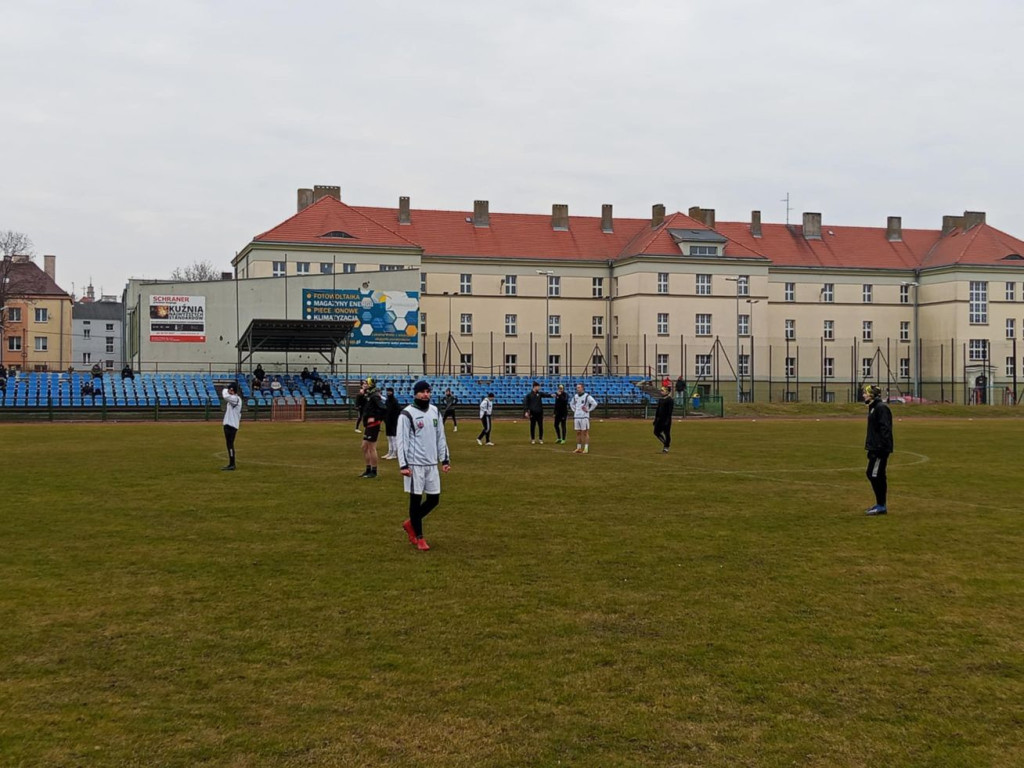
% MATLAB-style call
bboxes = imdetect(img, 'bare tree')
[170,259,222,282]
[0,230,34,259]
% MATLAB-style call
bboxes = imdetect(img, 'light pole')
[901,281,920,398]
[725,277,741,402]
[745,298,759,400]
[443,291,458,375]
[536,269,554,377]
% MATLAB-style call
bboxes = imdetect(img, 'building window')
[459,353,473,374]
[899,284,910,304]
[738,314,750,337]
[420,273,427,293]
[823,320,834,341]
[694,314,710,336]
[613,277,619,297]
[862,284,873,303]
[738,275,750,296]
[547,275,561,297]
[35,337,48,352]
[548,315,561,337]
[969,281,988,324]
[296,262,310,274]
[8,337,21,351]
[106,338,114,353]
[504,275,517,296]
[504,354,517,375]
[105,323,113,331]
[785,357,796,377]
[862,358,873,378]
[321,262,333,275]
[862,321,873,342]
[379,264,403,272]
[419,313,427,335]
[658,273,670,294]
[460,274,472,294]
[656,353,669,376]
[613,316,619,338]
[272,261,286,277]
[460,313,472,335]
[505,314,517,336]
[688,245,717,256]
[7,307,21,322]
[82,352,91,364]
[35,308,48,323]
[342,263,356,274]
[695,354,712,377]
[822,283,834,303]
[592,354,604,375]
[823,357,834,378]
[657,313,669,336]
[83,328,91,340]
[695,274,711,296]
[1007,318,1016,339]
[900,321,910,342]
[738,354,750,377]
[547,354,561,376]
[592,315,604,337]
[968,339,988,361]
[785,319,795,340]
[1007,282,1016,302]
[592,277,604,298]
[784,282,795,302]
[900,358,911,378]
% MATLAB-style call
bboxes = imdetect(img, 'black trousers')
[554,413,567,440]
[866,451,889,506]
[478,415,492,441]
[443,410,458,426]
[409,492,440,538]
[654,420,671,448]
[529,412,544,440]
[223,425,237,466]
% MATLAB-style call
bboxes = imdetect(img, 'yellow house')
[0,255,73,372]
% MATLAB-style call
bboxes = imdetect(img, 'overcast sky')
[3,0,1024,298]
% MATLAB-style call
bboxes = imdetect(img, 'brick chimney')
[473,200,490,228]
[751,210,762,238]
[601,204,614,233]
[552,204,569,231]
[886,216,902,242]
[688,206,715,228]
[652,204,666,228]
[942,214,965,234]
[297,188,314,212]
[43,254,56,282]
[398,196,411,225]
[963,210,986,230]
[312,185,341,203]
[802,212,822,240]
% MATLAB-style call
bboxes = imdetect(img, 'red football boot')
[402,519,416,543]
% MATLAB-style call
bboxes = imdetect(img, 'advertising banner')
[149,295,206,342]
[302,288,419,347]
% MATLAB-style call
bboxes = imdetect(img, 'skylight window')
[321,231,355,239]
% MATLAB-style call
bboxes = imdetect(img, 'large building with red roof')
[224,186,1024,401]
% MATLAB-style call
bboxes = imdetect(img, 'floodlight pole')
[902,280,920,398]
[726,277,740,402]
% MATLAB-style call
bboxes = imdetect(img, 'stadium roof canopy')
[236,318,355,370]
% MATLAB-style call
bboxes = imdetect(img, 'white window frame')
[34,336,48,352]
[592,354,604,375]
[823,319,834,341]
[547,275,561,297]
[688,245,717,256]
[1007,318,1016,339]
[695,274,711,296]
[785,357,796,377]
[784,319,795,340]
[656,353,669,376]
[419,312,427,335]
[900,284,910,305]
[548,315,561,337]
[460,274,472,294]
[105,337,114,353]
[321,262,333,275]
[784,282,795,302]
[738,353,750,377]
[459,313,472,335]
[342,263,356,274]
[657,312,669,336]
[459,353,473,374]
[823,357,834,378]
[862,358,873,378]
[8,336,22,351]
[900,358,911,378]
[900,321,910,342]
[1007,357,1016,377]
[505,314,517,336]
[862,284,873,304]
[1007,282,1016,302]
[592,315,604,338]
[35,307,48,323]
[738,314,750,337]
[738,275,750,296]
[7,307,21,323]
[969,281,988,324]
[822,283,834,303]
[592,277,604,298]
[504,275,517,296]
[862,320,873,342]
[296,262,310,274]
[547,354,561,376]
[272,261,286,277]
[694,313,710,336]
[657,273,669,294]
[695,354,712,377]
[504,354,517,375]
[968,339,988,361]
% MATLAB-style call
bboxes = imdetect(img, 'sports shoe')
[221,465,235,471]
[359,470,372,478]
[865,505,887,516]
[453,426,458,432]
[583,447,589,454]
[539,440,544,445]
[416,538,430,551]
[573,448,582,454]
[477,438,483,446]
[531,440,535,445]
[662,447,669,453]
[354,427,361,433]
[486,442,495,446]
[402,519,416,543]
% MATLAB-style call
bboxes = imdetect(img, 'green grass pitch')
[2,415,1022,767]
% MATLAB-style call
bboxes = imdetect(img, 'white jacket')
[397,403,450,468]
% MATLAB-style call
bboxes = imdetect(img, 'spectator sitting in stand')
[253,364,265,386]
[91,362,103,378]
[311,367,321,380]
[80,380,94,397]
[300,366,311,381]
[121,364,134,380]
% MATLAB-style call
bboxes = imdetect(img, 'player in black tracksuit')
[863,384,894,515]
[522,382,553,444]
[552,384,569,444]
[653,386,674,452]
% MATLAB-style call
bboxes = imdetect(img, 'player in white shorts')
[397,380,451,551]
[570,383,598,454]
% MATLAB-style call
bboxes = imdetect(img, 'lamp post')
[745,298,759,399]
[901,281,920,398]
[536,269,554,377]
[725,277,741,402]
[443,291,458,375]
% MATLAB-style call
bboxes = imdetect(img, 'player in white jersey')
[570,383,598,454]
[221,382,241,470]
[477,392,495,446]
[397,380,451,551]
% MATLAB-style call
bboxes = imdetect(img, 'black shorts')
[363,424,381,442]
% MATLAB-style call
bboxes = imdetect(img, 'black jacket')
[361,389,386,425]
[522,390,551,414]
[441,393,458,413]
[865,397,894,454]
[553,391,569,416]
[384,394,402,434]
[654,393,674,426]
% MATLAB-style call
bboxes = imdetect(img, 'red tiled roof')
[4,258,70,297]
[250,200,1024,271]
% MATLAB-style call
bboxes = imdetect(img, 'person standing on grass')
[862,383,894,515]
[570,383,598,454]
[522,381,553,444]
[359,378,386,478]
[382,386,402,460]
[354,382,367,433]
[441,388,460,432]
[221,382,241,471]
[477,392,495,446]
[552,384,569,444]
[653,385,674,453]
[398,380,451,552]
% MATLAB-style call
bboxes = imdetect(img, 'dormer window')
[321,231,355,239]
[688,245,718,256]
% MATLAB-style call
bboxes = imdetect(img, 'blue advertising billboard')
[302,288,419,348]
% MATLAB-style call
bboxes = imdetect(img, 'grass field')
[2,413,1023,767]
